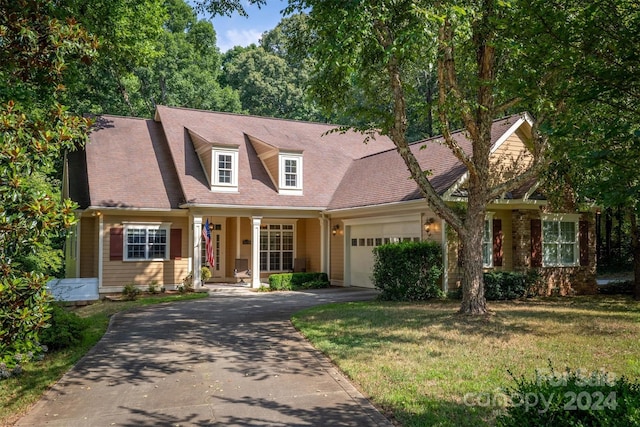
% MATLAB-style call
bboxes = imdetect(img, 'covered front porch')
[189,210,331,288]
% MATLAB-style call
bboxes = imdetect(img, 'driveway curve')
[16,287,392,426]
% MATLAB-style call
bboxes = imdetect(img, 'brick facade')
[511,209,597,295]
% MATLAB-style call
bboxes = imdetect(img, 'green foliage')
[0,0,96,376]
[372,241,444,301]
[0,274,52,376]
[121,283,140,301]
[38,305,88,351]
[268,272,330,291]
[498,364,640,427]
[200,266,212,281]
[484,271,540,300]
[147,280,161,294]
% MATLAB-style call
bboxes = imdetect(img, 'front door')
[202,218,226,281]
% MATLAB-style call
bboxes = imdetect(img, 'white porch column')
[192,216,202,288]
[251,216,262,288]
[319,216,328,274]
[97,213,103,289]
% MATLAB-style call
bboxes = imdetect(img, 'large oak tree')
[284,0,546,314]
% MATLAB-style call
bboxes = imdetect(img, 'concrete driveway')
[16,287,392,426]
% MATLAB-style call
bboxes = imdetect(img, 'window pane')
[269,232,281,250]
[483,220,491,241]
[148,229,167,259]
[560,244,575,264]
[269,252,280,270]
[285,159,297,173]
[483,242,492,266]
[543,221,559,241]
[260,231,268,250]
[543,243,557,265]
[219,169,231,183]
[560,222,576,242]
[127,229,146,244]
[260,252,268,271]
[351,238,358,246]
[282,232,293,250]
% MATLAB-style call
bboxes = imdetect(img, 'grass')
[0,292,207,426]
[291,295,640,426]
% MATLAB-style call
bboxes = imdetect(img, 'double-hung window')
[279,153,303,195]
[124,223,170,261]
[259,223,295,271]
[212,148,239,192]
[542,215,579,266]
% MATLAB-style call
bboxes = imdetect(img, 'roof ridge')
[156,104,343,128]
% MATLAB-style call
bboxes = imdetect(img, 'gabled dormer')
[247,134,304,196]
[188,129,239,193]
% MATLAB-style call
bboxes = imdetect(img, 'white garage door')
[349,220,421,288]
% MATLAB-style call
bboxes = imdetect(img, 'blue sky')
[206,1,289,52]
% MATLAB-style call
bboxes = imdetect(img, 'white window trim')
[212,148,239,192]
[541,213,580,267]
[123,222,171,262]
[482,213,494,268]
[279,154,303,195]
[259,220,297,272]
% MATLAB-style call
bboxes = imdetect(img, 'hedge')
[372,240,444,301]
[268,272,330,291]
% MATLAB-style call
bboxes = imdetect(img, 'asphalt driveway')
[16,287,392,426]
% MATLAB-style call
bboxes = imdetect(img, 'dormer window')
[188,129,240,193]
[213,149,238,190]
[279,154,303,195]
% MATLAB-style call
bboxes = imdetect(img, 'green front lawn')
[292,296,640,426]
[0,292,207,426]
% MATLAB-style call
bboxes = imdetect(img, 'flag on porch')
[202,219,215,268]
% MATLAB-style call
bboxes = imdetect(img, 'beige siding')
[263,155,279,187]
[299,218,321,272]
[102,215,189,290]
[79,216,97,278]
[489,132,533,185]
[330,220,345,282]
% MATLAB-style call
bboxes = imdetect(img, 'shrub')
[201,266,212,282]
[449,270,539,300]
[484,271,539,300]
[147,280,160,294]
[497,363,640,427]
[0,274,54,378]
[268,272,330,291]
[39,305,88,351]
[121,282,140,300]
[372,240,444,301]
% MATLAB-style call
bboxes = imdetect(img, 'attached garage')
[344,214,423,288]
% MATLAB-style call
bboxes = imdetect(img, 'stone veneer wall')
[511,209,597,296]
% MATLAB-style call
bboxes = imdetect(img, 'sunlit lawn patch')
[292,296,640,426]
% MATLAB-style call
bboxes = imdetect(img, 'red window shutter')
[110,227,123,261]
[531,219,542,267]
[170,229,182,260]
[579,220,589,266]
[493,219,503,267]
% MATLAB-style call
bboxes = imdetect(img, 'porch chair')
[233,259,252,283]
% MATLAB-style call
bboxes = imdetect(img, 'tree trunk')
[630,213,640,300]
[459,192,488,314]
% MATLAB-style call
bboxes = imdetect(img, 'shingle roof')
[70,107,529,212]
[153,105,396,208]
[328,115,525,210]
[72,115,185,209]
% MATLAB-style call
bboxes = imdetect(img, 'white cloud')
[219,28,263,52]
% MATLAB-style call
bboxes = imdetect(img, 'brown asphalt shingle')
[71,106,528,212]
